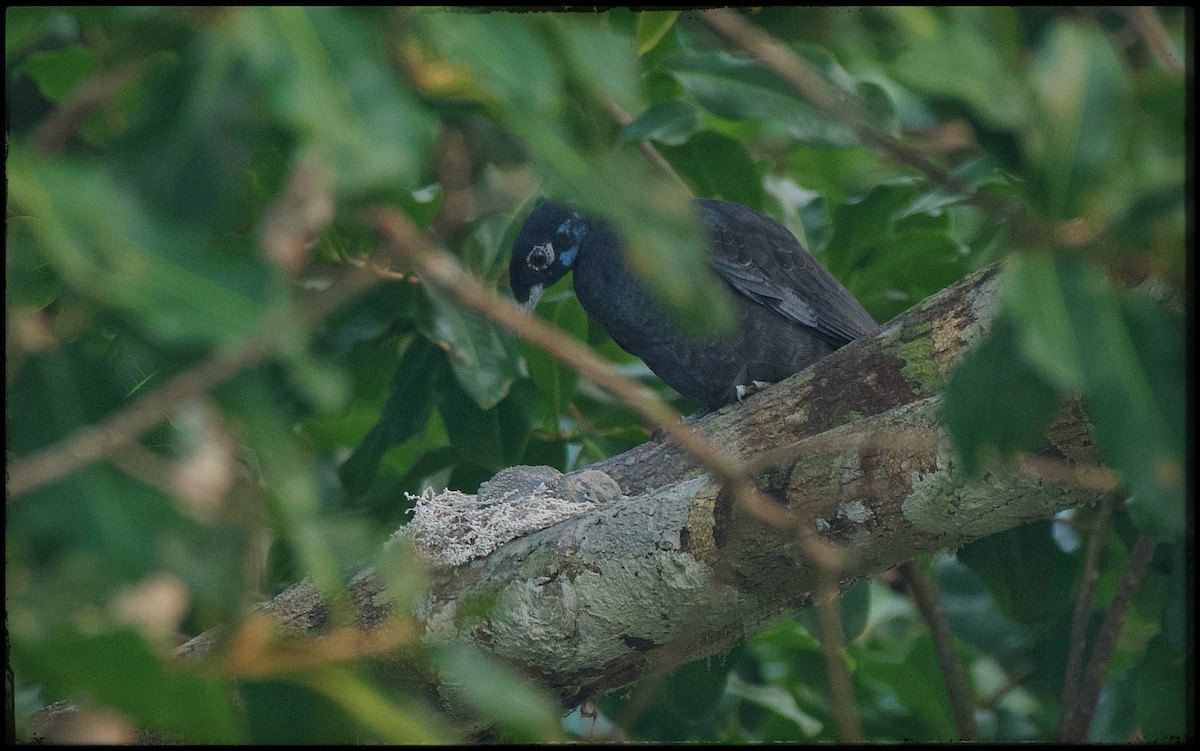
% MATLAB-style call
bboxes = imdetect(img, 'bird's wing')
[697,199,878,347]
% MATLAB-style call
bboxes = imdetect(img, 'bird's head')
[509,201,590,314]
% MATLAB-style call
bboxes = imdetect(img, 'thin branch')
[899,560,978,741]
[601,97,690,190]
[1018,455,1121,494]
[814,580,865,742]
[977,666,1035,711]
[697,8,1046,248]
[1058,534,1157,742]
[1130,6,1184,76]
[429,124,477,245]
[1058,497,1114,738]
[699,9,957,189]
[6,263,382,501]
[30,60,149,155]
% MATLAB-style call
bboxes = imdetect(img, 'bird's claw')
[735,380,773,402]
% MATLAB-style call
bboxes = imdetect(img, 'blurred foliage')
[5,6,1188,744]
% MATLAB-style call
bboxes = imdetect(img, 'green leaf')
[518,289,588,421]
[857,633,957,741]
[433,644,565,743]
[242,679,357,744]
[956,521,1077,626]
[415,10,561,115]
[14,628,239,743]
[666,49,858,147]
[1000,253,1087,389]
[620,99,701,146]
[437,377,506,475]
[796,579,872,644]
[888,7,1031,130]
[338,337,446,498]
[425,285,521,409]
[7,148,272,347]
[1026,21,1126,218]
[1087,668,1137,742]
[550,14,641,113]
[658,129,764,209]
[19,44,97,101]
[1055,262,1183,542]
[231,7,437,198]
[935,555,1031,659]
[942,314,1059,476]
[1133,637,1188,742]
[1000,254,1184,542]
[726,673,823,738]
[635,10,679,55]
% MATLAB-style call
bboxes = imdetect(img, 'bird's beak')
[519,284,544,315]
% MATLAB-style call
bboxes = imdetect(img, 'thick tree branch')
[171,263,1109,714]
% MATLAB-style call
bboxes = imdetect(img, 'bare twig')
[1018,455,1121,494]
[699,9,957,189]
[899,560,978,741]
[601,97,690,190]
[1130,6,1184,76]
[1058,534,1157,742]
[30,60,149,155]
[6,264,382,500]
[697,8,1047,248]
[429,124,477,245]
[814,580,865,742]
[978,666,1035,711]
[1058,497,1114,738]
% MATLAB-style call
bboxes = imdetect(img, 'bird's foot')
[651,410,707,442]
[734,380,773,402]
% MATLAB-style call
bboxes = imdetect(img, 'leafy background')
[5,6,1189,743]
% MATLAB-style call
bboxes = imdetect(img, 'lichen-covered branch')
[170,263,1105,713]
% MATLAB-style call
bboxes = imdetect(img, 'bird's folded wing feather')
[698,200,877,347]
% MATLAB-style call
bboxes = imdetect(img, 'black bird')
[509,198,878,410]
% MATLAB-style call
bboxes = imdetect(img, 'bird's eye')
[527,244,555,271]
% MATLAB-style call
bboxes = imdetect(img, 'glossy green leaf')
[551,14,641,112]
[1055,262,1183,542]
[425,285,521,409]
[338,337,446,498]
[934,555,1031,659]
[1133,635,1188,741]
[667,49,858,147]
[888,7,1031,130]
[230,7,436,197]
[1000,253,1087,389]
[7,149,272,347]
[796,579,872,644]
[658,129,764,209]
[856,633,957,741]
[620,99,701,146]
[415,9,561,115]
[242,679,356,744]
[635,10,679,55]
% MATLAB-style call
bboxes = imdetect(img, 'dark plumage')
[509,198,878,410]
